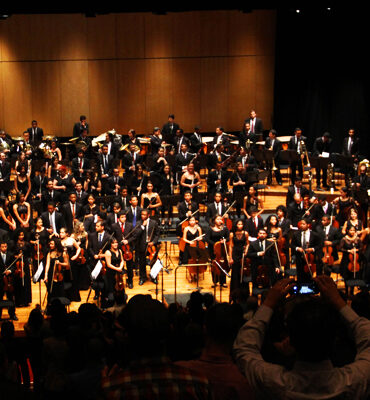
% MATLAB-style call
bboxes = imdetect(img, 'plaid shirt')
[102,356,213,400]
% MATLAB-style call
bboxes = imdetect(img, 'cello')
[302,249,316,278]
[348,243,360,277]
[185,234,207,281]
[212,238,231,278]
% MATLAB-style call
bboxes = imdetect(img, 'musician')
[286,177,309,207]
[182,215,203,265]
[175,143,193,182]
[41,201,65,237]
[0,241,18,320]
[339,226,363,295]
[236,147,258,171]
[0,152,11,190]
[206,192,229,223]
[332,187,356,227]
[20,131,34,159]
[207,162,228,196]
[178,191,198,224]
[71,149,90,182]
[98,144,114,194]
[315,215,342,271]
[212,126,230,150]
[0,131,12,156]
[13,192,31,230]
[208,144,227,170]
[151,147,169,176]
[228,219,249,293]
[266,214,287,270]
[111,212,136,289]
[135,209,160,285]
[288,128,307,183]
[14,165,31,201]
[102,132,118,158]
[189,126,203,154]
[43,238,69,301]
[73,115,89,137]
[85,169,103,198]
[312,132,331,189]
[106,202,122,228]
[245,109,263,136]
[180,163,201,195]
[126,196,142,227]
[103,238,124,305]
[265,129,283,185]
[116,187,130,211]
[206,215,230,287]
[130,164,148,199]
[53,165,74,204]
[88,220,110,300]
[47,156,61,179]
[0,197,16,240]
[287,194,305,227]
[247,228,280,289]
[312,195,334,224]
[79,128,92,149]
[32,167,48,204]
[276,205,292,237]
[107,168,126,197]
[29,217,49,280]
[243,186,264,219]
[229,162,248,218]
[160,164,175,226]
[353,163,369,227]
[342,208,363,236]
[244,206,264,238]
[239,122,257,149]
[150,127,164,154]
[75,181,89,205]
[123,129,141,150]
[174,129,190,154]
[342,128,360,159]
[161,114,179,145]
[292,219,321,283]
[123,144,143,176]
[62,192,83,233]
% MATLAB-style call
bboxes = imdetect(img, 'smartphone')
[291,282,319,295]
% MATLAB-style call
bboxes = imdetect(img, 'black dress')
[47,254,65,300]
[160,174,174,219]
[75,235,90,290]
[104,250,122,298]
[230,232,248,294]
[143,195,159,220]
[206,226,230,285]
[62,241,81,302]
[339,237,362,282]
[183,229,199,264]
[30,229,49,281]
[17,177,30,196]
[336,198,355,227]
[13,241,32,306]
[180,176,199,195]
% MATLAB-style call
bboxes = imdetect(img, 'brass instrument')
[300,140,310,168]
[272,157,278,171]
[327,162,335,189]
[119,143,140,153]
[358,159,370,177]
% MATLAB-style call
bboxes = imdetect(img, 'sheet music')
[91,261,103,280]
[150,259,163,280]
[33,261,44,283]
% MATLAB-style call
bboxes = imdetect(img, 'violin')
[15,251,25,278]
[33,234,44,260]
[322,245,334,266]
[115,270,125,292]
[121,243,133,261]
[212,239,230,276]
[240,245,252,282]
[53,259,64,282]
[3,274,14,293]
[348,245,360,273]
[76,248,86,264]
[277,237,287,266]
[147,244,157,261]
[302,250,316,276]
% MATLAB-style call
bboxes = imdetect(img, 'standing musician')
[175,143,193,183]
[245,206,264,239]
[265,129,283,186]
[98,144,114,194]
[140,181,162,222]
[208,144,228,170]
[107,169,126,197]
[287,194,306,227]
[207,162,228,196]
[123,129,141,150]
[0,241,18,321]
[116,187,130,211]
[353,163,370,227]
[129,164,148,199]
[276,205,292,238]
[312,195,335,225]
[341,208,363,236]
[181,216,203,266]
[206,215,230,288]
[242,186,264,219]
[150,127,165,154]
[27,120,44,146]
[161,114,179,145]
[342,128,360,185]
[160,164,175,226]
[245,109,263,137]
[247,228,280,289]
[212,126,230,150]
[229,162,248,218]
[29,217,49,279]
[228,219,249,294]
[288,128,307,184]
[151,147,169,176]
[292,219,321,283]
[189,126,203,154]
[286,177,310,207]
[135,209,160,286]
[239,122,257,149]
[43,238,70,302]
[62,192,83,233]
[41,202,65,237]
[126,196,142,228]
[103,238,125,306]
[180,163,201,195]
[206,192,229,223]
[71,149,90,183]
[111,212,136,289]
[73,115,89,137]
[339,226,363,296]
[332,187,357,227]
[106,202,123,228]
[123,144,142,177]
[174,129,190,154]
[312,132,331,190]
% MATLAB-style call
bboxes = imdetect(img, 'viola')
[53,259,64,282]
[147,244,157,261]
[277,237,287,266]
[3,274,14,293]
[34,235,44,260]
[303,250,316,276]
[15,254,25,279]
[348,248,360,273]
[241,247,252,281]
[121,243,133,261]
[322,245,334,266]
[114,269,125,292]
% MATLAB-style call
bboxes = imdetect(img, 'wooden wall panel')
[254,11,276,56]
[30,62,62,136]
[0,63,4,128]
[172,12,201,57]
[116,14,145,59]
[227,57,256,131]
[1,15,32,61]
[144,14,173,59]
[228,11,257,56]
[201,11,229,57]
[60,61,89,136]
[2,62,32,135]
[87,15,116,60]
[57,15,87,60]
[88,60,118,135]
[172,59,201,131]
[201,58,228,131]
[117,60,146,133]
[145,59,173,131]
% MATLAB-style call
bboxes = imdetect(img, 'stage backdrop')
[0,11,275,137]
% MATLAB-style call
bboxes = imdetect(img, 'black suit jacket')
[0,161,11,181]
[73,122,89,137]
[31,175,48,196]
[162,122,180,144]
[123,153,143,173]
[286,185,309,206]
[245,216,264,238]
[247,239,278,266]
[88,231,111,259]
[342,137,360,157]
[27,127,44,144]
[206,202,228,223]
[41,211,65,233]
[71,157,91,179]
[212,134,230,150]
[62,202,83,232]
[292,230,321,255]
[207,170,228,194]
[312,137,332,156]
[98,154,114,176]
[287,202,306,227]
[107,176,126,195]
[265,137,282,158]
[173,136,190,153]
[314,224,342,259]
[135,219,160,252]
[288,135,308,152]
[277,217,292,237]
[111,222,136,244]
[189,133,203,153]
[150,135,164,154]
[125,206,142,226]
[177,201,198,222]
[42,190,62,209]
[245,117,263,135]
[75,191,89,205]
[175,152,194,173]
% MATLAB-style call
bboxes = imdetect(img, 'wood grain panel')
[117,60,146,133]
[227,57,256,131]
[254,56,275,130]
[1,15,32,61]
[200,11,229,57]
[228,11,257,56]
[254,10,276,56]
[172,59,201,132]
[2,62,32,135]
[88,60,118,135]
[60,61,89,137]
[144,14,173,58]
[116,13,145,59]
[57,15,87,60]
[0,63,4,128]
[201,58,228,131]
[30,62,62,136]
[87,15,116,60]
[145,59,173,132]
[172,12,201,57]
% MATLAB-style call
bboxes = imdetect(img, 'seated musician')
[287,194,305,227]
[236,147,257,170]
[228,219,249,294]
[312,132,331,190]
[207,162,228,196]
[339,226,363,296]
[292,219,321,283]
[206,215,230,288]
[288,128,307,184]
[135,209,160,286]
[206,192,229,224]
[140,181,162,222]
[264,129,282,185]
[111,212,137,289]
[286,177,309,206]
[123,129,141,150]
[0,241,18,321]
[103,238,124,306]
[242,186,264,219]
[247,228,280,290]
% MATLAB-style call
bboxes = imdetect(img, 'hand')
[216,179,221,184]
[71,256,77,261]
[306,248,314,253]
[5,270,11,276]
[258,251,265,257]
[229,258,234,265]
[275,267,281,274]
[186,211,192,217]
[224,213,229,219]
[94,255,99,260]
[263,278,295,309]
[148,242,154,247]
[297,247,304,253]
[123,240,128,245]
[314,275,346,310]
[324,240,332,246]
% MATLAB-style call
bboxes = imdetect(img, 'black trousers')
[290,161,303,183]
[0,285,16,318]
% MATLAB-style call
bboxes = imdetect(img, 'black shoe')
[152,278,158,284]
[127,282,133,289]
[139,279,146,286]
[93,295,99,300]
[11,315,18,321]
[278,182,283,186]
[221,284,228,288]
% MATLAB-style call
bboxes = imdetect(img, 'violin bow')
[221,200,236,218]
[179,209,199,225]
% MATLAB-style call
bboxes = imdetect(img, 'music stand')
[310,156,330,186]
[279,150,300,183]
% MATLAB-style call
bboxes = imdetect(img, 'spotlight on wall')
[295,9,301,14]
